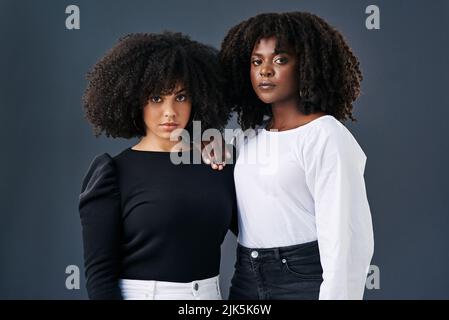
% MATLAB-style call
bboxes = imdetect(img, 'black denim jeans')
[228,240,323,300]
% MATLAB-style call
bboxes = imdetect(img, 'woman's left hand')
[195,138,232,171]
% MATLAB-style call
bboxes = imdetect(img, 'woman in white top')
[217,11,374,300]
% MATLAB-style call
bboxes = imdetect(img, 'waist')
[120,245,222,282]
[119,275,220,297]
[237,240,320,263]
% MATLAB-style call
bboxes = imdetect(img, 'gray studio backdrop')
[1,0,448,299]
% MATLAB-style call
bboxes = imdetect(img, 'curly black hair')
[83,32,231,138]
[219,12,363,130]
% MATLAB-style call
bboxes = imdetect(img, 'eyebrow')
[174,88,187,94]
[251,50,290,57]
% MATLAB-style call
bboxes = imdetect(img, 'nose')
[260,65,274,78]
[162,101,176,119]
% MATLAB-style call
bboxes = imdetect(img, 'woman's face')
[250,36,299,105]
[142,83,192,140]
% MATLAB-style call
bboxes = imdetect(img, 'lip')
[159,123,179,131]
[258,81,276,90]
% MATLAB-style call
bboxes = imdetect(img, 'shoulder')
[306,115,351,141]
[80,153,119,201]
[82,153,116,181]
[302,115,367,163]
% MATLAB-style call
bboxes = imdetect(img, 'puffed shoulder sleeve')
[79,153,123,300]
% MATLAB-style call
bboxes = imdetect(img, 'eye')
[251,58,262,66]
[176,94,188,102]
[275,57,288,64]
[150,96,162,103]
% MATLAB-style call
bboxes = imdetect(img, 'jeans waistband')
[237,240,320,263]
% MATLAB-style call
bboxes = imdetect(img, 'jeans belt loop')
[274,248,280,260]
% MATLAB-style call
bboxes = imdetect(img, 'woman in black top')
[79,32,237,300]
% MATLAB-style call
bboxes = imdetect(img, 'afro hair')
[83,31,232,138]
[219,12,363,130]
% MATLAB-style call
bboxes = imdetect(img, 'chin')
[154,131,171,140]
[257,94,276,104]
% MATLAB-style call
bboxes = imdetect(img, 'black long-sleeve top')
[78,147,238,299]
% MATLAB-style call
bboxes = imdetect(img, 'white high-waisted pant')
[118,275,222,300]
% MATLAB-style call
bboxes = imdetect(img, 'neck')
[269,98,326,131]
[134,133,189,152]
